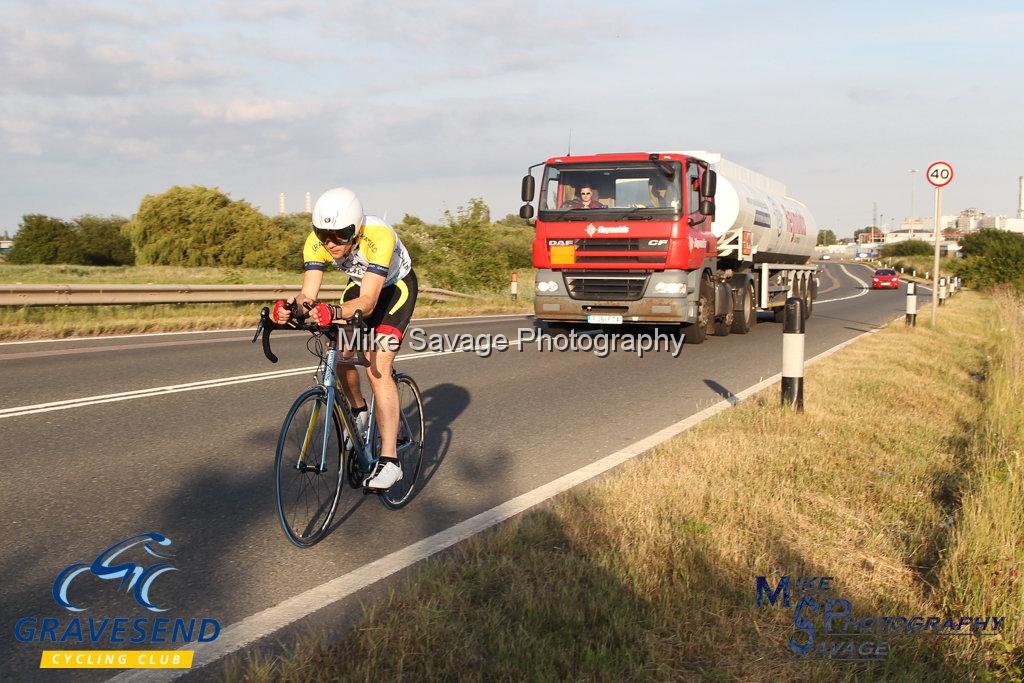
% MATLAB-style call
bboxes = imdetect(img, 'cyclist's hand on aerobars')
[272,298,293,324]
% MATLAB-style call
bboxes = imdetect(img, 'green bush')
[75,215,134,265]
[394,214,434,270]
[880,239,933,257]
[123,185,294,268]
[428,199,512,291]
[951,229,1024,290]
[271,213,313,271]
[7,215,83,264]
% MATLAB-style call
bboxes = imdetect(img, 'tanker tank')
[685,151,818,264]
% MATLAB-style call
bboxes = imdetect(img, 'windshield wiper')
[542,208,613,221]
[607,207,663,220]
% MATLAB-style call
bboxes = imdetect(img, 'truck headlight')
[654,282,686,295]
[536,280,558,293]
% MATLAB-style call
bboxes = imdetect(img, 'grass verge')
[0,266,534,340]
[225,290,1022,681]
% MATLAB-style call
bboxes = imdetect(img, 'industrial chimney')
[278,192,286,215]
[1018,176,1024,219]
[305,192,312,213]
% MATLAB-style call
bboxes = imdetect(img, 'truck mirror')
[521,175,536,202]
[700,170,717,198]
[699,199,715,218]
[519,203,535,220]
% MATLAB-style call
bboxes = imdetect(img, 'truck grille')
[564,271,649,301]
[573,238,667,264]
[575,238,642,252]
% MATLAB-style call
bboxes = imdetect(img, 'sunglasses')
[580,191,592,196]
[315,223,358,244]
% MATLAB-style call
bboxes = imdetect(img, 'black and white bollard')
[906,281,918,326]
[781,297,805,412]
[510,272,518,301]
[939,277,947,306]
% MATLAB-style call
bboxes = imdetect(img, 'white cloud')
[1,2,1023,232]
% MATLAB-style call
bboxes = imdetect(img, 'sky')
[2,0,1023,238]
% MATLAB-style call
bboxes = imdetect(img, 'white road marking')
[814,264,869,304]
[0,341,524,419]
[106,316,897,683]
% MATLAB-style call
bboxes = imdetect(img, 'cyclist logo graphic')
[52,532,177,613]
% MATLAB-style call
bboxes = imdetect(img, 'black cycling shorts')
[341,269,418,344]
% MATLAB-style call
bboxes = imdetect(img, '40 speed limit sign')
[927,161,954,188]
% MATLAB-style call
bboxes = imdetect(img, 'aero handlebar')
[252,301,371,367]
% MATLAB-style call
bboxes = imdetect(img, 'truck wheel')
[805,277,816,319]
[712,303,732,336]
[731,282,756,334]
[683,277,713,345]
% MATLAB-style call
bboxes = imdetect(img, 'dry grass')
[223,291,1022,681]
[935,289,1024,675]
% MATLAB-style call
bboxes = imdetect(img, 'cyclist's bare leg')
[365,341,398,458]
[337,349,366,410]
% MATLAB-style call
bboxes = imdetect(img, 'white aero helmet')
[312,187,364,242]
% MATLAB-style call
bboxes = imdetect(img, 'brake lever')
[252,308,267,344]
[254,307,279,363]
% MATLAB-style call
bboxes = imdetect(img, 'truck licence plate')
[587,315,623,325]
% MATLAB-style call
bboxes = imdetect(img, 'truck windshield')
[538,161,683,218]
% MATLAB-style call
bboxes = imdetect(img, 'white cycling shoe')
[364,460,402,490]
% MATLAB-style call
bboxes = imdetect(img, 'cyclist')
[273,187,417,490]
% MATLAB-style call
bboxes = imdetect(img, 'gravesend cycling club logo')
[13,531,221,670]
[53,532,177,612]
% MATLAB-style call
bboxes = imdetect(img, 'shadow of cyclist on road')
[412,382,470,498]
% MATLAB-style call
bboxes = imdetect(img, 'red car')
[871,268,900,289]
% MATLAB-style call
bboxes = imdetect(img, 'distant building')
[956,207,986,232]
[977,215,1024,234]
[900,215,957,232]
[0,240,12,255]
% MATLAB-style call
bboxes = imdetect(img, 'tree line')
[3,186,534,291]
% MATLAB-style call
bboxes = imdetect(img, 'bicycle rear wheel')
[275,387,345,547]
[374,374,425,509]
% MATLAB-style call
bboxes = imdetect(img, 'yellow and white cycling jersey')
[302,215,412,287]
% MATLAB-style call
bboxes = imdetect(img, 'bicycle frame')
[301,332,378,476]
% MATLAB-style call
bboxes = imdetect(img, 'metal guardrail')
[0,284,475,306]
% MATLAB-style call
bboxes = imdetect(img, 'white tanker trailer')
[686,150,819,264]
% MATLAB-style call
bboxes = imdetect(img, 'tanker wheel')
[712,285,732,337]
[731,282,756,334]
[683,276,713,345]
[805,276,816,319]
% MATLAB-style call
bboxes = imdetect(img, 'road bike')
[253,304,425,548]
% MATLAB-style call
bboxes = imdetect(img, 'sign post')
[926,161,954,325]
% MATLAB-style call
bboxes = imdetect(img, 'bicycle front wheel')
[379,373,425,509]
[275,387,344,547]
